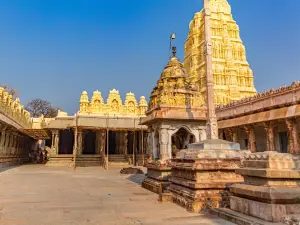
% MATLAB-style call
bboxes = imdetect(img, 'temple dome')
[160,56,187,80]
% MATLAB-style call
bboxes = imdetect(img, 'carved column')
[11,134,17,155]
[159,128,169,161]
[98,130,107,161]
[263,122,276,152]
[123,131,128,156]
[0,127,6,155]
[218,129,224,140]
[244,125,256,153]
[231,128,239,143]
[4,131,10,156]
[224,128,233,142]
[286,118,299,154]
[51,130,60,155]
[146,132,153,160]
[77,130,83,155]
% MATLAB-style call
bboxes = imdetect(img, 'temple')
[184,0,257,105]
[0,0,300,223]
[45,89,149,167]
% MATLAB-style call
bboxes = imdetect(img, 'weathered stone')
[218,151,300,223]
[168,139,246,212]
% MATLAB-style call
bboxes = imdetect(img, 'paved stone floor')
[0,165,234,225]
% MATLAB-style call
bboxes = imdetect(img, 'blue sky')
[0,0,299,114]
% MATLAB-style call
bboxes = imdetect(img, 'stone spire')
[184,0,257,106]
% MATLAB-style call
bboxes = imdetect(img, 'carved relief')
[78,89,148,116]
[0,86,32,128]
[184,0,257,105]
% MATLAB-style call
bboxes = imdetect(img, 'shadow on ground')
[0,164,22,173]
[127,174,145,185]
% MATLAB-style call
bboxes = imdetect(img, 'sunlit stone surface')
[184,0,257,105]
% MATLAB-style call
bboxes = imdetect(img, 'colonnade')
[50,128,148,159]
[0,123,32,165]
[219,117,300,154]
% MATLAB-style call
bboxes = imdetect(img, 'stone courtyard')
[0,165,233,225]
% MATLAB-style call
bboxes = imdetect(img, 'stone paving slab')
[0,165,234,225]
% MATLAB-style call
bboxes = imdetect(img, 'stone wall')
[0,125,34,167]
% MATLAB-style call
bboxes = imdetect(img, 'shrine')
[141,47,207,194]
[45,89,149,167]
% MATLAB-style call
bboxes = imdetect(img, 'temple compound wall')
[46,89,150,167]
[216,81,300,155]
[0,87,36,167]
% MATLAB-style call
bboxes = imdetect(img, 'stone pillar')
[286,118,299,154]
[159,128,169,161]
[77,130,83,155]
[51,130,60,155]
[224,129,233,142]
[4,131,10,155]
[0,127,6,155]
[263,122,276,152]
[218,129,224,140]
[11,134,17,155]
[231,128,239,143]
[244,125,256,153]
[123,131,128,155]
[146,132,153,160]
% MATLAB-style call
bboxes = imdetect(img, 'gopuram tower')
[184,0,257,105]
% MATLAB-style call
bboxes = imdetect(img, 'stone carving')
[227,151,300,223]
[184,0,257,105]
[0,86,32,128]
[148,51,205,110]
[78,89,148,116]
[217,81,300,110]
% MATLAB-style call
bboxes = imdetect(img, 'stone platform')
[169,139,246,213]
[217,151,300,223]
[46,155,103,167]
[142,161,172,194]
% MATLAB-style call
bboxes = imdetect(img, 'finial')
[172,46,177,57]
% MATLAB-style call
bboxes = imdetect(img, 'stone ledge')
[210,208,284,225]
[230,184,300,204]
[230,196,300,222]
[142,177,170,194]
[236,168,300,179]
[170,176,243,189]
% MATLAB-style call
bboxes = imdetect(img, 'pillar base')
[142,161,172,194]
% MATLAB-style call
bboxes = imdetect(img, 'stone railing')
[0,87,32,129]
[216,81,300,120]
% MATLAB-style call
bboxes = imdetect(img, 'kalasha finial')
[172,46,177,57]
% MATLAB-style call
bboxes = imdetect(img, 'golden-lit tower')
[184,0,257,106]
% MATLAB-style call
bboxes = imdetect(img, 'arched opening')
[171,127,195,158]
[59,130,74,154]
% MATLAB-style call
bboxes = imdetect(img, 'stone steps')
[210,208,284,225]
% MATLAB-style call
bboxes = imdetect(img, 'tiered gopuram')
[184,0,257,105]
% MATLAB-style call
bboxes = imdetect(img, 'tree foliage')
[1,84,18,99]
[25,99,58,118]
